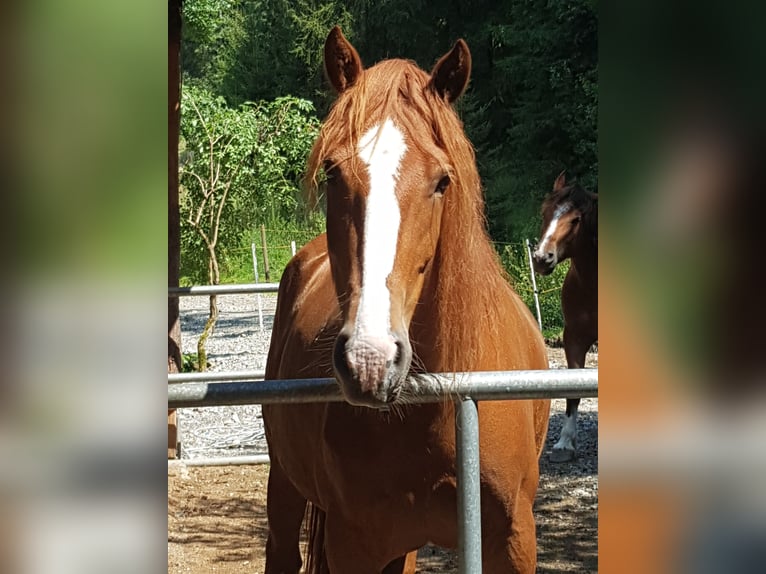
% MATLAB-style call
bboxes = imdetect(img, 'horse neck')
[412,213,509,373]
[569,219,598,280]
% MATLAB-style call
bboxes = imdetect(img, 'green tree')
[475,0,597,242]
[182,0,248,100]
[179,84,320,366]
[183,0,352,110]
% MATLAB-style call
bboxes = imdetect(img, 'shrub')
[499,243,568,340]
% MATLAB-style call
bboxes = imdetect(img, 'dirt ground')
[168,348,597,573]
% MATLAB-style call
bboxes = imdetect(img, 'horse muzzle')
[332,330,412,408]
[532,251,556,275]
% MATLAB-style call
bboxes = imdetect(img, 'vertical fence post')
[291,240,296,257]
[251,243,264,331]
[525,239,543,332]
[456,398,482,574]
[260,225,271,281]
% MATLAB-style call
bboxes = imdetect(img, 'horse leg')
[324,515,396,574]
[550,396,580,462]
[481,494,537,574]
[264,461,307,574]
[550,334,590,462]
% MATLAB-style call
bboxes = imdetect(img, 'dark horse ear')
[324,26,363,94]
[553,170,567,192]
[429,39,472,103]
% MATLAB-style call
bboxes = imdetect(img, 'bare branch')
[186,213,212,250]
[211,151,249,247]
[188,95,209,136]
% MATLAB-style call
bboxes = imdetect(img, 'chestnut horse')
[263,27,550,573]
[532,172,598,462]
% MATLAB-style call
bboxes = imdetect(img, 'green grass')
[219,223,324,284]
[499,244,567,337]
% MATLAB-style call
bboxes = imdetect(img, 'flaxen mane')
[305,58,512,371]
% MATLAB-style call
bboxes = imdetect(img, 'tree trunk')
[260,224,271,281]
[197,245,221,372]
[197,294,218,372]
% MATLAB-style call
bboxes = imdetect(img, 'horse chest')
[321,405,455,502]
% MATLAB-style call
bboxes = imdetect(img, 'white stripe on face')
[535,203,572,257]
[355,119,407,341]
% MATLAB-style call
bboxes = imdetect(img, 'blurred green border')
[16,1,165,283]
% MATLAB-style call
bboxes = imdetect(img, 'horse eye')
[571,216,581,226]
[434,175,450,196]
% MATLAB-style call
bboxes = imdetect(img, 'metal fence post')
[525,239,543,331]
[456,397,482,574]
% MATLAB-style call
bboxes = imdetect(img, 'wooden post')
[260,224,271,281]
[252,242,264,331]
[167,0,183,459]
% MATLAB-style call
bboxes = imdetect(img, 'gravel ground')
[177,293,278,459]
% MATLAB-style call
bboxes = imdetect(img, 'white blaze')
[354,119,406,341]
[535,203,572,257]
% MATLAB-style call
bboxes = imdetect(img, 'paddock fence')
[167,283,597,574]
[167,369,597,574]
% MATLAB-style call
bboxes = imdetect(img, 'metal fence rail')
[168,370,266,384]
[168,369,596,408]
[168,283,281,296]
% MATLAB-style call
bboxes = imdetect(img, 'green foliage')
[179,84,321,284]
[287,1,354,77]
[181,352,209,372]
[218,221,326,284]
[182,0,352,110]
[500,244,569,340]
[472,0,598,244]
[182,0,247,99]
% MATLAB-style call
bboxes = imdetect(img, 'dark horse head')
[532,171,598,275]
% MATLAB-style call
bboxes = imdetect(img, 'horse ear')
[553,170,567,191]
[429,39,472,103]
[324,26,363,94]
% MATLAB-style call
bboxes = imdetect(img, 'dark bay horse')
[263,27,550,573]
[532,172,598,462]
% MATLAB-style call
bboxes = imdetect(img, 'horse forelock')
[307,57,517,371]
[543,183,597,224]
[307,60,478,198]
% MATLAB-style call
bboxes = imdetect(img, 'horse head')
[533,171,597,275]
[309,27,472,407]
